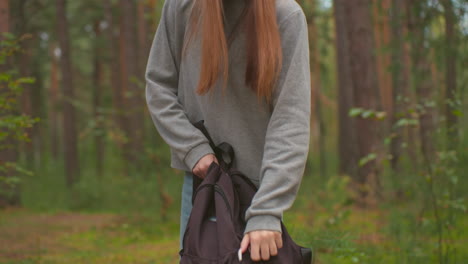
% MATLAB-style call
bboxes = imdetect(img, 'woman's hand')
[192,154,218,179]
[240,230,283,262]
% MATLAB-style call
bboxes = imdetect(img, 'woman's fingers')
[275,231,283,249]
[244,230,282,262]
[192,154,218,179]
[250,234,260,261]
[260,242,270,261]
[240,235,250,253]
[269,238,278,256]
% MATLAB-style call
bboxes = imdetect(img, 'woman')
[145,0,310,261]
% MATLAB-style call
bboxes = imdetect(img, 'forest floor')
[1,205,467,264]
[1,175,467,264]
[0,207,180,263]
[0,205,388,264]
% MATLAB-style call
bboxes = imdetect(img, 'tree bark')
[147,0,160,33]
[56,0,79,187]
[11,0,38,165]
[442,0,458,148]
[120,0,144,164]
[333,0,358,178]
[0,0,18,207]
[30,53,43,168]
[93,20,104,176]
[389,0,408,173]
[137,1,149,78]
[400,16,420,173]
[307,0,327,178]
[373,0,393,116]
[0,0,7,34]
[104,0,125,142]
[342,0,382,206]
[407,0,436,166]
[49,43,61,159]
[137,0,151,147]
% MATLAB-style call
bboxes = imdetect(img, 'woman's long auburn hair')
[183,0,282,104]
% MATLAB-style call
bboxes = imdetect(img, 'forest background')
[0,0,467,263]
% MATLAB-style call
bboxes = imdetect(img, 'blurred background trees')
[0,0,466,262]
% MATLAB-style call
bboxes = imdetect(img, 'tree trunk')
[373,0,393,116]
[49,43,61,159]
[401,22,420,173]
[0,0,19,207]
[103,0,125,143]
[30,55,43,168]
[333,0,358,178]
[147,0,160,33]
[389,0,408,173]
[137,0,151,147]
[120,0,143,164]
[11,0,38,165]
[407,0,436,166]
[56,0,79,187]
[0,0,7,34]
[388,0,413,201]
[307,0,327,178]
[137,1,149,78]
[442,0,458,148]
[342,0,382,206]
[93,20,104,176]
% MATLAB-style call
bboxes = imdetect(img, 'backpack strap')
[193,120,217,153]
[192,120,235,170]
[216,142,234,167]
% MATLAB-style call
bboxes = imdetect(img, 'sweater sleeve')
[244,10,311,234]
[145,0,214,172]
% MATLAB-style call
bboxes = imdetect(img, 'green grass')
[2,196,466,263]
[2,165,466,263]
[4,130,467,263]
[0,207,180,264]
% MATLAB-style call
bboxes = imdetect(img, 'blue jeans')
[179,171,193,250]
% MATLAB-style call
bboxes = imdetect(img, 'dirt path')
[0,207,179,264]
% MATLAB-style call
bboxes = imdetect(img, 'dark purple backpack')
[179,120,313,264]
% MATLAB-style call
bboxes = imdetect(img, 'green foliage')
[393,118,419,128]
[381,92,466,264]
[1,0,466,263]
[358,153,377,167]
[0,34,39,200]
[349,107,387,120]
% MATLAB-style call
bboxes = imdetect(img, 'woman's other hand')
[192,154,218,179]
[240,230,283,262]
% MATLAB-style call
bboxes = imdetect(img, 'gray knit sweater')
[145,0,311,234]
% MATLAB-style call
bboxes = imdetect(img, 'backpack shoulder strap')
[193,120,217,151]
[192,120,235,170]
